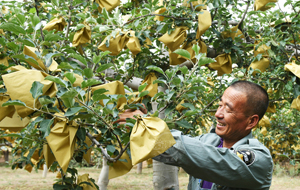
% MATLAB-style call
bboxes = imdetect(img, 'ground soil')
[0,156,299,190]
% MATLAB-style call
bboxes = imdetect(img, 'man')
[120,80,273,190]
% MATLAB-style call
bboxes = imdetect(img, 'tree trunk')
[98,152,109,190]
[137,162,143,174]
[153,160,179,190]
[151,88,179,190]
[4,150,9,162]
[42,164,47,178]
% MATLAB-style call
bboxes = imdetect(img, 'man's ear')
[246,114,260,130]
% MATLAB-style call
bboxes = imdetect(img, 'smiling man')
[152,80,273,190]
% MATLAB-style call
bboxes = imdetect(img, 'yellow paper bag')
[0,87,15,122]
[221,25,238,40]
[183,0,207,11]
[127,72,158,103]
[0,111,29,132]
[43,143,56,169]
[77,174,98,190]
[254,43,270,57]
[266,103,276,113]
[91,81,127,109]
[284,61,300,78]
[46,121,78,173]
[98,31,130,56]
[208,54,232,76]
[108,150,133,179]
[72,24,91,47]
[6,65,27,72]
[254,0,277,11]
[126,31,142,55]
[43,17,67,32]
[291,95,300,111]
[24,149,43,173]
[95,0,120,12]
[169,50,187,65]
[196,10,211,39]
[23,46,59,72]
[158,26,188,52]
[249,57,270,74]
[0,56,9,66]
[83,138,92,164]
[154,7,167,21]
[130,116,176,165]
[2,69,57,118]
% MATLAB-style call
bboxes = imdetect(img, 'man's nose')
[215,107,223,118]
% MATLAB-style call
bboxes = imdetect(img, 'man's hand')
[116,104,148,124]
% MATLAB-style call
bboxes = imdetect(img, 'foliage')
[0,0,300,188]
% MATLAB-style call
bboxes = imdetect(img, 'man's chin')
[215,126,226,136]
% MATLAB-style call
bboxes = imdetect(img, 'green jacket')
[153,129,273,190]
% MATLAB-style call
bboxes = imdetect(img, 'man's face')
[215,87,251,143]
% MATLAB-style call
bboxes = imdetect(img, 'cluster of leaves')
[0,0,300,188]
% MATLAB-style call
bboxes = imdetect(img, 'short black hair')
[229,80,269,120]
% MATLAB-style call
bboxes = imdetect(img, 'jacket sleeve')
[153,130,273,189]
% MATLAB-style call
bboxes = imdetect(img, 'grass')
[0,161,300,189]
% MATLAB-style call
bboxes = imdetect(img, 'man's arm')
[154,130,273,189]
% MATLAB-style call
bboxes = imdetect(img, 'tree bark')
[151,89,180,190]
[153,160,179,190]
[4,150,9,162]
[98,151,110,190]
[137,162,143,174]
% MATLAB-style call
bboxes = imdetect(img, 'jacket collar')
[231,132,253,149]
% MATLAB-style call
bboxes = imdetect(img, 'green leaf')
[146,65,164,75]
[16,14,26,25]
[53,184,68,190]
[58,62,75,70]
[83,68,94,79]
[102,8,109,20]
[30,81,44,99]
[60,89,78,108]
[176,120,193,128]
[45,76,67,87]
[138,90,149,97]
[97,63,113,73]
[179,66,188,74]
[17,38,35,47]
[138,83,148,92]
[12,54,39,66]
[171,77,181,85]
[92,88,108,101]
[39,96,56,105]
[64,72,76,84]
[181,103,195,110]
[32,14,40,27]
[64,107,84,117]
[69,53,87,66]
[39,119,53,138]
[76,23,85,31]
[106,145,115,154]
[192,44,200,55]
[99,25,111,33]
[173,49,191,59]
[44,33,62,42]
[0,88,7,93]
[2,100,26,107]
[81,79,101,89]
[0,23,26,35]
[76,127,86,141]
[198,56,215,66]
[51,0,59,7]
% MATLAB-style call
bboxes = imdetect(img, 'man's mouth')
[217,121,226,127]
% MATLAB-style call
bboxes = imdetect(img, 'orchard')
[0,0,300,189]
